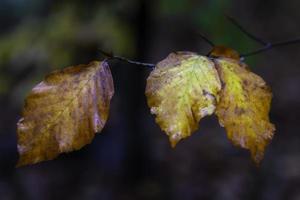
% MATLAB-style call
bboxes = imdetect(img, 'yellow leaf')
[17,61,114,166]
[215,58,275,164]
[145,52,222,147]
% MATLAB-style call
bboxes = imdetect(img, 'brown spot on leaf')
[234,107,246,115]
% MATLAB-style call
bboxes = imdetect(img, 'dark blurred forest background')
[1,0,300,199]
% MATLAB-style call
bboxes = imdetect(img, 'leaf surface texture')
[215,58,275,164]
[146,52,221,146]
[17,61,114,166]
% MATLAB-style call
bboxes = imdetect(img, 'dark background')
[1,0,300,199]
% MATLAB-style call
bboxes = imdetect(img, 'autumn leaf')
[145,47,275,164]
[214,58,275,164]
[145,52,222,147]
[17,61,114,167]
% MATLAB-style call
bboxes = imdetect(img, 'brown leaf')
[17,61,114,166]
[214,58,275,164]
[145,52,221,147]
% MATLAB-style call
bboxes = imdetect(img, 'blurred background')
[1,0,300,199]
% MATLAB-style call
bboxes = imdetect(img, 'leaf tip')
[251,151,264,167]
[16,156,30,168]
[169,132,181,148]
[16,160,25,168]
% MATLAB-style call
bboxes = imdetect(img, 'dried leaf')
[17,61,114,166]
[215,58,275,164]
[145,52,221,147]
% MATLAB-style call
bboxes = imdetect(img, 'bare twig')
[225,14,269,46]
[196,31,215,47]
[241,37,300,57]
[99,49,155,68]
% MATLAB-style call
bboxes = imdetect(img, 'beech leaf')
[215,58,275,164]
[145,52,222,147]
[17,61,114,166]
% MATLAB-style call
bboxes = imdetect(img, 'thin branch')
[241,37,300,57]
[225,15,300,59]
[196,31,215,47]
[225,14,269,46]
[113,56,155,68]
[99,50,155,68]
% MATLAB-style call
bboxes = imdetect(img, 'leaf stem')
[99,50,155,68]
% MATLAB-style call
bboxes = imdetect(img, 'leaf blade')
[145,52,221,146]
[17,61,114,166]
[215,58,275,164]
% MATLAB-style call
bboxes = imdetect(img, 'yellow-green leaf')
[145,52,222,147]
[215,58,275,164]
[17,61,114,167]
